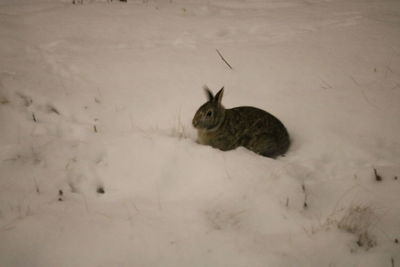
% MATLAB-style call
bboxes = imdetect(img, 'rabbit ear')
[214,87,224,104]
[203,85,214,101]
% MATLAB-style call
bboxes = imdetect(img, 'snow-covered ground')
[1,0,399,266]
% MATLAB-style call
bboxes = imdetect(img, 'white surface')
[0,0,399,266]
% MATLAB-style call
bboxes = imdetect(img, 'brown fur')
[193,86,290,158]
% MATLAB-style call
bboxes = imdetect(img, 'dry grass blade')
[216,49,233,70]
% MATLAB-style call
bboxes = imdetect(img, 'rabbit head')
[192,86,226,131]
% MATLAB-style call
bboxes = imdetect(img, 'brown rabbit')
[192,86,290,158]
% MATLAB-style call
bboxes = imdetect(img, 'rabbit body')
[192,87,290,158]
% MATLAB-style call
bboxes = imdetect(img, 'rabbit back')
[201,106,290,158]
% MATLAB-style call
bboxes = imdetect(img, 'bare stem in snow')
[302,183,308,209]
[216,49,233,70]
[33,177,40,194]
[130,199,140,213]
[373,168,383,182]
[58,190,63,201]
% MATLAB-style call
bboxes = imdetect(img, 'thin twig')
[302,183,308,209]
[33,177,40,194]
[156,184,162,211]
[350,75,362,86]
[48,105,60,115]
[216,49,233,70]
[130,199,140,213]
[361,89,381,110]
[350,75,381,110]
[321,79,333,90]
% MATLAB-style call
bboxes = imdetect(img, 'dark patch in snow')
[97,186,105,194]
[46,104,60,115]
[356,232,376,249]
[338,205,377,251]
[0,97,9,104]
[32,112,37,122]
[374,168,383,182]
[58,190,64,201]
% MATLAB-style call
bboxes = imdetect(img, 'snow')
[1,0,399,266]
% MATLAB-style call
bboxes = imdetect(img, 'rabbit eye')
[206,111,213,117]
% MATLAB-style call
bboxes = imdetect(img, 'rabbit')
[192,86,290,158]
